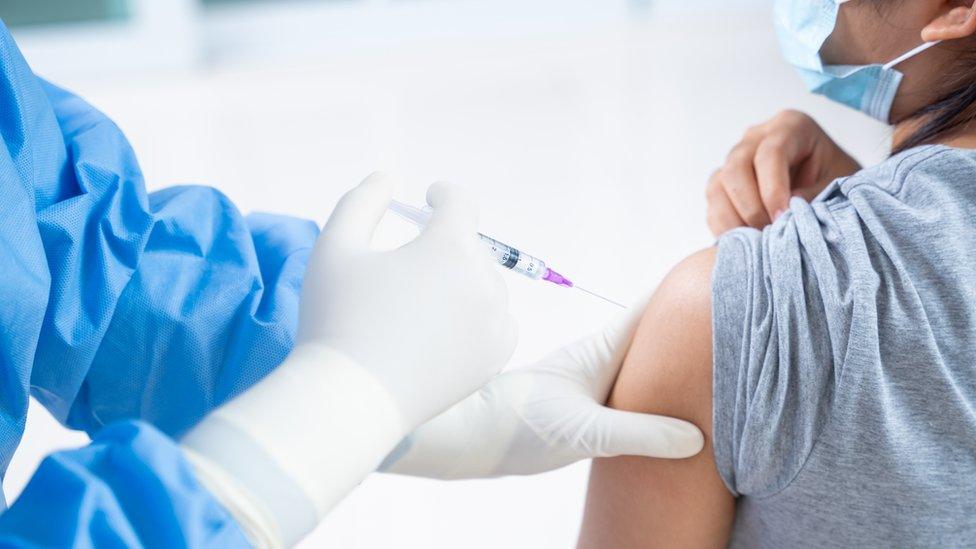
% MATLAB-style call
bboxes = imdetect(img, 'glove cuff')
[182,344,406,545]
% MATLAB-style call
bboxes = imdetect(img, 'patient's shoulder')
[652,247,715,315]
[609,247,715,428]
[582,247,733,548]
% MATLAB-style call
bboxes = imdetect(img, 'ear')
[922,2,976,41]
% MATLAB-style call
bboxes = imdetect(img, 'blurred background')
[3,0,890,547]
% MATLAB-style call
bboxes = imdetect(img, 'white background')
[8,1,889,547]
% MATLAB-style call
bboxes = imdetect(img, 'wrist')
[182,445,288,548]
[381,374,526,479]
[181,344,407,546]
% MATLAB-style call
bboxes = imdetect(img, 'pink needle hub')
[542,268,574,288]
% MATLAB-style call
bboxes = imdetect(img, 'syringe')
[388,200,626,308]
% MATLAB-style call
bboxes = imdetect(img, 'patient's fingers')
[721,142,771,229]
[706,170,747,237]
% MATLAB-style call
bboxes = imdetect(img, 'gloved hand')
[706,109,861,237]
[182,173,517,547]
[381,298,704,480]
[298,173,518,428]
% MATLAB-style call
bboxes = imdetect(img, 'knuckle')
[707,216,728,237]
[720,170,745,195]
[426,180,450,198]
[766,133,790,150]
[776,109,801,122]
[705,174,723,198]
[779,109,814,128]
[742,124,764,139]
[704,184,716,201]
[742,208,767,227]
[725,146,752,166]
[333,189,359,211]
[705,211,719,230]
[754,139,785,162]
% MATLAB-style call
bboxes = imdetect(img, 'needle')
[388,200,628,309]
[574,285,627,309]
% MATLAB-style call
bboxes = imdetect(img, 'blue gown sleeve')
[0,20,305,545]
[0,31,319,438]
[0,420,250,548]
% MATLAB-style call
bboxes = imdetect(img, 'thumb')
[379,389,497,479]
[602,293,652,352]
[419,182,479,241]
[754,137,810,220]
[568,294,649,392]
[582,405,704,459]
[321,172,396,249]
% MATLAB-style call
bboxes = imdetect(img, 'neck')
[892,114,976,153]
[939,132,976,149]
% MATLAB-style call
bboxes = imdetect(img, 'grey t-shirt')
[712,145,976,548]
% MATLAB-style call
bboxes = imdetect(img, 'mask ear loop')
[883,40,942,70]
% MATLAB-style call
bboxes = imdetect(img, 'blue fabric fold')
[0,19,317,544]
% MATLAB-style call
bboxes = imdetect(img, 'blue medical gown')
[0,21,318,545]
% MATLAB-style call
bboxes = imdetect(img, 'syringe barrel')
[477,233,548,280]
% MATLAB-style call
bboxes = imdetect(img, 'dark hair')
[874,1,976,155]
[894,67,976,154]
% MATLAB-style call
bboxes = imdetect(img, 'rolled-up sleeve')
[711,202,844,498]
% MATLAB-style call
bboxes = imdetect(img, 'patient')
[579,2,976,547]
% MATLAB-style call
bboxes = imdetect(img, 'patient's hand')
[577,248,735,549]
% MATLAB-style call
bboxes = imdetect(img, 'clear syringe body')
[478,233,548,280]
[388,199,573,288]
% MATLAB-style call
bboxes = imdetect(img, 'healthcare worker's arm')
[0,421,251,548]
[182,174,518,546]
[0,22,513,548]
[0,20,299,548]
[31,78,319,439]
[0,176,514,549]
[380,297,704,480]
[0,19,317,449]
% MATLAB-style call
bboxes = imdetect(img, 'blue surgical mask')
[773,0,941,123]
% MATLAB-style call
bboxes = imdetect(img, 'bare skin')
[577,248,729,549]
[579,2,976,548]
[706,1,976,239]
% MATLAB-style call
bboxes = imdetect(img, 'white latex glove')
[182,173,517,547]
[381,299,704,479]
[295,173,518,428]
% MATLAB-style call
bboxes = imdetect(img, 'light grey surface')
[713,144,976,547]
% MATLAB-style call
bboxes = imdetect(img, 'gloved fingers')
[473,271,517,371]
[321,172,396,250]
[602,292,653,351]
[379,390,492,479]
[558,293,651,363]
[585,406,704,459]
[580,293,654,390]
[500,313,520,365]
[419,182,479,242]
[529,292,651,384]
[486,269,510,313]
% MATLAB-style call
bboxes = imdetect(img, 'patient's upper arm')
[578,247,735,549]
